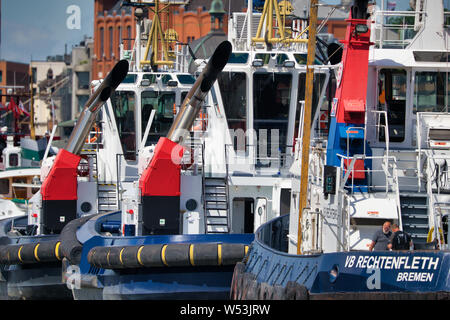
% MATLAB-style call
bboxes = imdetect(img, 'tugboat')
[0,0,200,300]
[0,59,129,300]
[232,0,450,300]
[59,0,337,300]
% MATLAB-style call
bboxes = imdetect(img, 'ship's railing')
[336,154,402,251]
[256,214,290,253]
[425,153,450,249]
[370,10,425,49]
[180,138,204,176]
[432,201,449,250]
[336,154,400,195]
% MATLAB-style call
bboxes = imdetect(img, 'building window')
[77,72,90,89]
[9,154,19,167]
[31,68,37,83]
[127,26,132,50]
[0,71,2,82]
[0,179,9,195]
[78,95,89,112]
[118,26,122,56]
[109,26,114,58]
[100,27,104,57]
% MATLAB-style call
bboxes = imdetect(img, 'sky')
[0,0,441,64]
[1,0,94,63]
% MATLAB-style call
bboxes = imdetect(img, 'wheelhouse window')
[295,73,327,137]
[378,69,407,143]
[253,73,292,162]
[111,91,136,160]
[9,153,19,167]
[414,72,449,113]
[217,72,247,151]
[141,91,175,146]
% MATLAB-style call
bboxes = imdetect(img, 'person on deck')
[388,223,412,250]
[368,221,392,251]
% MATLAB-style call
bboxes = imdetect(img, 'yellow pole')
[297,0,318,255]
[268,0,273,41]
[273,0,285,41]
[254,0,269,41]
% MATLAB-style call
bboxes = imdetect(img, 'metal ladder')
[400,194,429,245]
[97,183,119,213]
[203,177,230,234]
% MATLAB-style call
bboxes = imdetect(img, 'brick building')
[92,0,246,80]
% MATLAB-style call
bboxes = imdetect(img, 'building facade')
[31,59,69,137]
[70,37,94,121]
[92,0,245,80]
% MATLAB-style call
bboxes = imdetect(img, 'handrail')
[371,9,426,48]
[371,110,390,157]
[425,153,450,249]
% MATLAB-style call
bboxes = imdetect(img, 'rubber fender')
[87,246,110,269]
[16,243,38,263]
[106,246,125,268]
[137,244,164,267]
[243,279,259,300]
[60,215,93,264]
[240,272,257,300]
[35,240,62,262]
[0,240,62,265]
[87,245,139,269]
[285,281,309,300]
[4,245,20,264]
[87,243,249,269]
[230,261,245,300]
[120,246,142,268]
[272,284,286,300]
[191,243,218,266]
[258,282,273,300]
[163,243,191,267]
[0,245,7,263]
[221,243,246,265]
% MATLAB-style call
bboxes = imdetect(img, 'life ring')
[85,126,99,143]
[193,112,207,131]
[319,110,328,130]
[427,227,445,244]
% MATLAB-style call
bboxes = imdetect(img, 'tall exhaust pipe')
[166,40,232,144]
[65,59,129,155]
[40,59,128,234]
[138,41,232,236]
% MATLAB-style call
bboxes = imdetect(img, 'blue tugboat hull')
[74,266,234,300]
[71,214,254,300]
[234,215,450,299]
[5,262,72,300]
[0,218,71,300]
